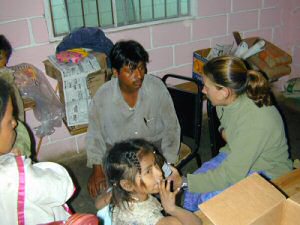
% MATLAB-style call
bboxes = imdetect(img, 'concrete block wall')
[1,0,300,161]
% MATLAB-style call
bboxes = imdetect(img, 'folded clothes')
[56,49,88,64]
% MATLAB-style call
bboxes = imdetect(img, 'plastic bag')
[11,63,65,137]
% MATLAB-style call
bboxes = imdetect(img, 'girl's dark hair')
[109,40,149,73]
[0,34,13,61]
[203,56,272,107]
[103,138,158,209]
[0,78,12,123]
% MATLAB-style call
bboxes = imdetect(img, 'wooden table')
[194,168,300,224]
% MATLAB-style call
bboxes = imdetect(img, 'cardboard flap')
[249,202,283,225]
[200,174,285,225]
[271,168,300,197]
[288,191,300,204]
[192,48,210,83]
[281,193,300,225]
[86,71,107,97]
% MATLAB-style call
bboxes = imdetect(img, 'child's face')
[0,50,8,68]
[0,98,17,155]
[134,152,163,196]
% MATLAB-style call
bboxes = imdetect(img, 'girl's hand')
[95,189,112,210]
[159,180,180,214]
[166,166,182,191]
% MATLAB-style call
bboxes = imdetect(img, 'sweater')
[188,94,292,193]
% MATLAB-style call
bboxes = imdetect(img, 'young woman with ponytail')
[181,56,293,211]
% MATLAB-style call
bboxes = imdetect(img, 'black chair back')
[162,74,203,169]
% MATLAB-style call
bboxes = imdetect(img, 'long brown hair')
[203,56,272,107]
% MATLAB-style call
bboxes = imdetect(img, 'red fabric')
[41,213,99,225]
[66,213,99,225]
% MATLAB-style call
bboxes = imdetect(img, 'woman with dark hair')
[182,56,292,211]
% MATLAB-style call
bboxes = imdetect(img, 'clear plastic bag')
[11,63,65,137]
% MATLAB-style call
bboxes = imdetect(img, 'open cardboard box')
[43,52,111,135]
[43,52,110,105]
[198,173,300,225]
[192,48,210,83]
[233,31,292,82]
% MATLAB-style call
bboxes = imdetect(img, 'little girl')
[96,138,202,225]
[0,78,75,224]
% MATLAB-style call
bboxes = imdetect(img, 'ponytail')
[246,70,272,107]
[203,56,273,107]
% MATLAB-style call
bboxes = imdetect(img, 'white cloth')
[0,154,74,225]
[111,195,164,225]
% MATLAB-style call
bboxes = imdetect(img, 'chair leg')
[195,153,202,167]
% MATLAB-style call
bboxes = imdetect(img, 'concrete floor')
[60,93,300,214]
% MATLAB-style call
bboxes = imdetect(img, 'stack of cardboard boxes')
[192,33,292,83]
[43,52,111,135]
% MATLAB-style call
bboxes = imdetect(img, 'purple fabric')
[183,152,270,212]
[183,152,227,212]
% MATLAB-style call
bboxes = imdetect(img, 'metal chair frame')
[162,74,204,169]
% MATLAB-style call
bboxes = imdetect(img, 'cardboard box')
[43,52,111,135]
[198,173,300,225]
[233,32,292,82]
[192,48,210,83]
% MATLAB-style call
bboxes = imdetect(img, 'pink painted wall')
[1,0,300,161]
